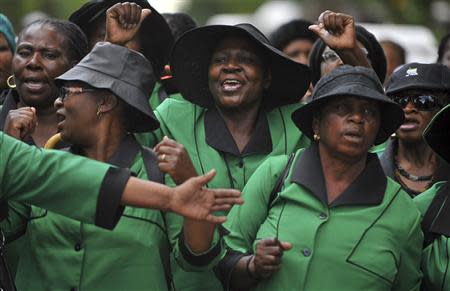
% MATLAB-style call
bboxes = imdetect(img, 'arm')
[309,10,370,68]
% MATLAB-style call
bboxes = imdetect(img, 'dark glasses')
[391,95,443,111]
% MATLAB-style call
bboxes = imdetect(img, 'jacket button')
[303,248,311,257]
[319,213,327,220]
[238,160,244,168]
[74,242,82,252]
[70,288,77,291]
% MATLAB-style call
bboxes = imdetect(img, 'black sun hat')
[69,0,174,77]
[56,42,159,133]
[424,104,450,163]
[292,65,404,145]
[170,23,311,109]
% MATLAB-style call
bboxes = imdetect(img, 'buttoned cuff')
[95,167,130,229]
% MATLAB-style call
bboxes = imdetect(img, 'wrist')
[246,255,259,281]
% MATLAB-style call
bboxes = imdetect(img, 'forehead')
[325,96,379,107]
[212,36,262,56]
[18,23,65,48]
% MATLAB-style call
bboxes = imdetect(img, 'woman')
[414,103,450,290]
[380,62,450,197]
[219,66,422,291]
[0,19,88,148]
[0,13,15,99]
[69,0,176,109]
[2,40,238,291]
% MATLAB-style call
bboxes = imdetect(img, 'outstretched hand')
[309,10,356,50]
[170,170,243,224]
[105,2,151,46]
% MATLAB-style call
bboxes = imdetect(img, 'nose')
[403,100,417,113]
[222,58,242,74]
[348,110,365,124]
[54,97,63,109]
[26,52,42,70]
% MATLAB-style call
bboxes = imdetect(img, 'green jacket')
[137,98,310,291]
[222,144,423,291]
[1,136,221,291]
[0,132,127,228]
[414,181,450,291]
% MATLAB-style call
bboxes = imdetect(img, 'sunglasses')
[59,87,97,101]
[391,95,443,111]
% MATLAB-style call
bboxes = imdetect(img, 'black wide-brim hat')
[292,65,404,145]
[170,23,311,109]
[424,104,450,163]
[56,42,159,133]
[69,0,174,76]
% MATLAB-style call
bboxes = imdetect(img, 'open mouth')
[56,111,66,130]
[22,77,48,92]
[343,131,364,143]
[399,117,420,131]
[221,79,243,92]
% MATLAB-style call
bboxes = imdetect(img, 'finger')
[317,11,327,24]
[260,264,282,273]
[259,246,284,256]
[141,8,151,22]
[195,169,216,186]
[162,136,180,147]
[122,2,132,24]
[280,241,293,251]
[323,11,331,31]
[212,190,241,200]
[328,13,337,34]
[213,197,244,206]
[211,204,233,211]
[260,254,282,265]
[130,3,141,25]
[157,162,173,174]
[205,214,227,224]
[258,237,280,247]
[335,14,344,34]
[157,146,179,156]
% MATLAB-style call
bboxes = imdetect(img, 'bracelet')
[245,255,259,280]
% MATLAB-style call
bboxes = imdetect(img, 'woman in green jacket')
[414,103,450,290]
[219,65,423,291]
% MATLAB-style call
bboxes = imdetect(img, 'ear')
[263,70,272,90]
[97,93,119,114]
[312,115,320,135]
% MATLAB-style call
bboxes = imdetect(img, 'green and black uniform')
[1,135,222,291]
[140,98,310,290]
[220,144,423,291]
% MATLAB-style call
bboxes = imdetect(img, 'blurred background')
[1,0,449,62]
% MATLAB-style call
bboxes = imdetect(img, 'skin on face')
[54,81,102,145]
[208,36,270,111]
[87,16,142,52]
[381,42,404,79]
[440,40,450,69]
[0,33,13,89]
[282,38,314,65]
[313,96,380,162]
[394,89,449,143]
[12,23,72,109]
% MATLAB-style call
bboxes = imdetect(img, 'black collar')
[290,143,387,207]
[70,135,141,169]
[204,107,272,157]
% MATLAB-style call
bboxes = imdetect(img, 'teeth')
[223,80,240,85]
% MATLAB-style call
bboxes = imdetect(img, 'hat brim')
[56,65,159,133]
[292,84,404,145]
[171,25,311,109]
[424,104,450,163]
[69,0,173,75]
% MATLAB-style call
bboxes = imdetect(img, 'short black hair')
[20,19,89,64]
[269,19,318,51]
[437,32,450,63]
[162,12,197,41]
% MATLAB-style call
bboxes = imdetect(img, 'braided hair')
[19,19,89,63]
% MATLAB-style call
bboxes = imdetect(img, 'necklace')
[394,161,434,182]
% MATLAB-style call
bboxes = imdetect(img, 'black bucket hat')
[56,42,159,132]
[69,0,174,77]
[292,65,404,145]
[309,25,387,86]
[424,104,450,163]
[170,23,311,109]
[385,62,450,95]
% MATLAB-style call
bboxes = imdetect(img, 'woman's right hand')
[4,107,37,140]
[250,238,292,279]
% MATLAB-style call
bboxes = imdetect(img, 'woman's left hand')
[105,2,151,46]
[154,136,199,184]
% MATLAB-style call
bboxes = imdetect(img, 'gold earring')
[6,75,16,89]
[313,133,320,141]
[96,107,102,119]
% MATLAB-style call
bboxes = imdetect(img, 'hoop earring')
[6,75,16,89]
[313,133,320,141]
